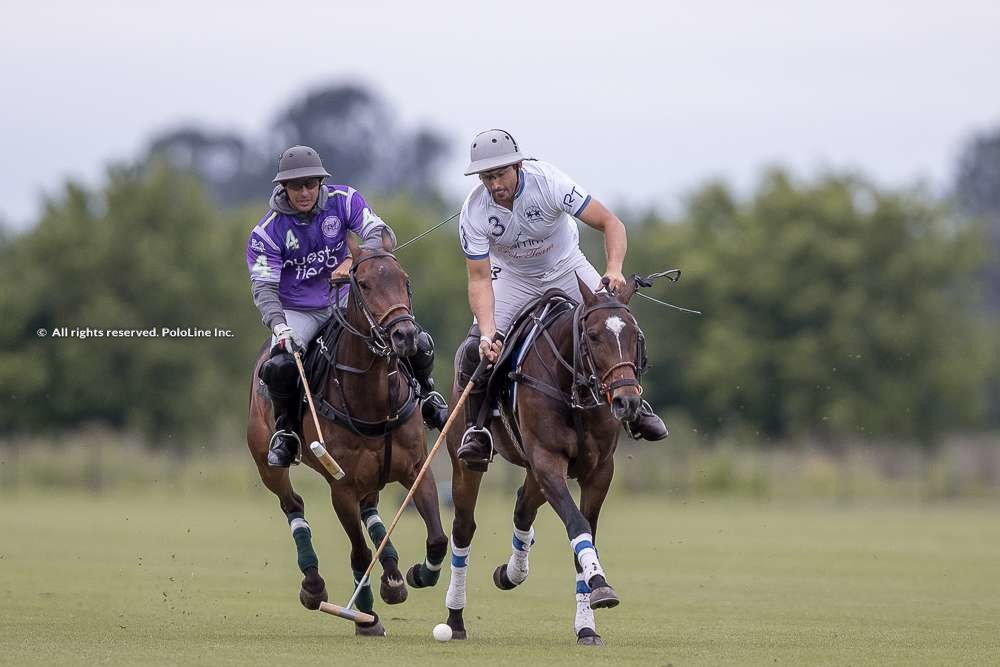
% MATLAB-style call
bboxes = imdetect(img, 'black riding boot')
[268,396,303,467]
[625,400,669,441]
[411,330,449,431]
[455,336,492,472]
[259,351,303,467]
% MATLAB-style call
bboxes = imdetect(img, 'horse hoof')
[405,563,440,589]
[577,635,605,647]
[450,628,467,640]
[588,586,620,610]
[492,564,518,590]
[298,585,328,610]
[380,576,408,605]
[355,613,387,637]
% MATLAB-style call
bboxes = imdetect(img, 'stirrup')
[459,426,494,470]
[268,429,303,466]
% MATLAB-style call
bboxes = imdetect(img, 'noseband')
[334,250,415,357]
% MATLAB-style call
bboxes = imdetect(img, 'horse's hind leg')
[528,445,620,612]
[573,462,614,645]
[402,463,448,590]
[330,489,386,637]
[493,472,545,591]
[253,461,328,610]
[359,492,407,605]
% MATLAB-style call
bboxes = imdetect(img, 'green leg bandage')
[287,512,318,573]
[361,506,399,563]
[352,569,375,614]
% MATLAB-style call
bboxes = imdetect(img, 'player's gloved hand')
[273,323,305,353]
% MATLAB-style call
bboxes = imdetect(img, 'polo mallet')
[292,350,346,480]
[319,352,492,624]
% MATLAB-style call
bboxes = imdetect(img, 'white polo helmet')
[464,129,523,175]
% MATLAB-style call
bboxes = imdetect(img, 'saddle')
[473,289,578,436]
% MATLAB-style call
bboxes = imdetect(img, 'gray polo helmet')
[272,145,331,183]
[464,129,523,175]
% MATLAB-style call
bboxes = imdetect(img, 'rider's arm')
[246,222,286,330]
[578,199,627,292]
[467,258,497,339]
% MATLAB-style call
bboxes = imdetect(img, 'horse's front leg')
[359,492,408,605]
[330,487,386,637]
[402,446,448,589]
[526,438,620,612]
[443,423,485,640]
[493,471,545,590]
[574,460,615,646]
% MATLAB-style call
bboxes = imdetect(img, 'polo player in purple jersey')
[246,145,449,467]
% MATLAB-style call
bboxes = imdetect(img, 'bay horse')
[247,232,448,636]
[443,274,646,646]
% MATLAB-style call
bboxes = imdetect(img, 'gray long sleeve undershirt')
[251,280,286,331]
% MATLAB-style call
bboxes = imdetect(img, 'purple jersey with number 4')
[246,186,381,309]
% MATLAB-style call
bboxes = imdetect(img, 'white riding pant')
[480,251,603,334]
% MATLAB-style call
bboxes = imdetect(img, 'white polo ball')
[432,623,452,642]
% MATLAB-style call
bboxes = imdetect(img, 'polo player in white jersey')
[454,129,668,471]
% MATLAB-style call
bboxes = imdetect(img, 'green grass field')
[2,482,999,665]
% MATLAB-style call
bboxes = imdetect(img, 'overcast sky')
[2,0,998,228]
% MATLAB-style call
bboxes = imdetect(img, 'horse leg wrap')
[361,507,399,564]
[570,533,606,586]
[351,569,375,614]
[415,539,446,586]
[574,574,597,635]
[288,513,318,573]
[445,537,471,610]
[506,524,535,585]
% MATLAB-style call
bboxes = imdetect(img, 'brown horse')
[442,275,646,646]
[247,232,448,636]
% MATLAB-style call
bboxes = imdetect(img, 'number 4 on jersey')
[285,229,300,251]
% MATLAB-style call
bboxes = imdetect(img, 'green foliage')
[628,169,990,443]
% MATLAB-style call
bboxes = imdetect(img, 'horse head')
[346,229,419,358]
[576,273,644,423]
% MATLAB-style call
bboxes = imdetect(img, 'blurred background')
[2,0,999,501]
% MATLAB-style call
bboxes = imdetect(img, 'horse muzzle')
[610,393,641,422]
[390,320,418,358]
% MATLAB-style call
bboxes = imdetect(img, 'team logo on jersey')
[250,238,266,253]
[524,205,543,221]
[321,215,342,239]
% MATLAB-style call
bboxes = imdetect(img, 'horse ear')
[381,227,395,252]
[576,272,597,307]
[617,276,637,305]
[347,232,361,260]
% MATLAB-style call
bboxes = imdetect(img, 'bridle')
[333,250,415,358]
[573,297,645,408]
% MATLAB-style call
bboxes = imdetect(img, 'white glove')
[273,323,305,353]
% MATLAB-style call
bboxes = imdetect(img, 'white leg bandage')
[574,573,596,635]
[445,536,471,610]
[506,524,535,585]
[570,532,605,583]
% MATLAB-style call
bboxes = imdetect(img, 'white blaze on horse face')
[605,315,626,359]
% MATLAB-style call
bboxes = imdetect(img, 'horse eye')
[586,330,599,341]
[357,279,369,289]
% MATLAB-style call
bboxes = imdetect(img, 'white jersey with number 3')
[459,160,592,279]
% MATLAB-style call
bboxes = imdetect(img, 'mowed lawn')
[1,483,999,665]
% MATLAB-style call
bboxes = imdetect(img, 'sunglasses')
[285,178,321,192]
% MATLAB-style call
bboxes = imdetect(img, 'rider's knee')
[411,329,436,377]
[259,352,298,398]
